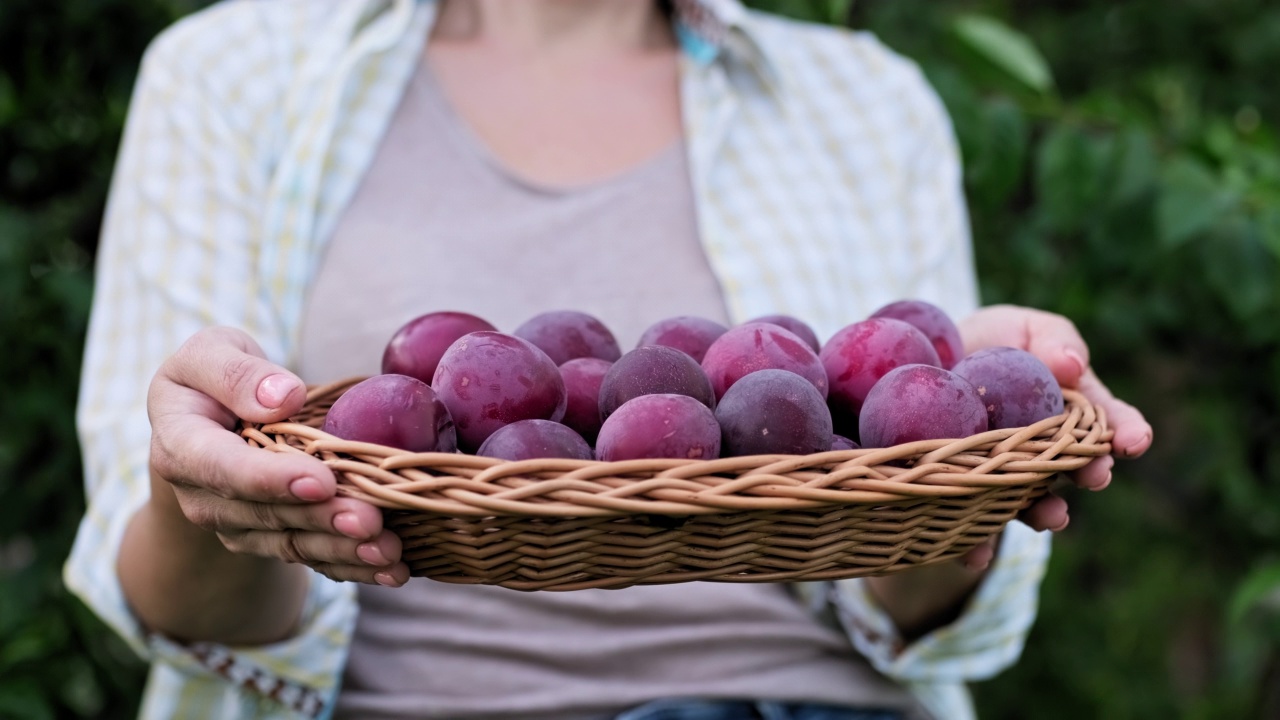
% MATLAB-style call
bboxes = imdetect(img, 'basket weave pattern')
[240,379,1112,591]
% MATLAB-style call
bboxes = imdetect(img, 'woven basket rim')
[240,381,1113,519]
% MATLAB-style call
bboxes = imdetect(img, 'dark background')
[1,0,1277,717]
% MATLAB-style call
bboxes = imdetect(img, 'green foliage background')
[1,0,1277,717]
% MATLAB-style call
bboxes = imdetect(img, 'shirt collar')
[672,0,782,96]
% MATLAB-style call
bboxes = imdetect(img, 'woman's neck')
[433,0,673,55]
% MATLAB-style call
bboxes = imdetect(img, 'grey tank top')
[297,57,919,720]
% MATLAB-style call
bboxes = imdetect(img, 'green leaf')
[1156,158,1236,247]
[1261,204,1280,260]
[1110,128,1159,205]
[1035,124,1110,235]
[951,14,1054,95]
[1229,561,1280,625]
[967,97,1028,210]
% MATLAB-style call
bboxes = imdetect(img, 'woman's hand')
[954,305,1153,568]
[145,326,410,587]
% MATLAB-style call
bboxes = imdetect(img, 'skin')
[117,1,1153,649]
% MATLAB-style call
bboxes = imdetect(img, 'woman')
[66,1,1151,718]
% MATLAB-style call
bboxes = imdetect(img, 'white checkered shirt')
[66,1,1051,718]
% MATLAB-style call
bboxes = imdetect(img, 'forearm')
[864,558,987,641]
[117,470,309,646]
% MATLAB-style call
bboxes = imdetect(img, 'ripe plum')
[558,357,612,444]
[599,345,716,419]
[595,394,721,461]
[871,300,964,369]
[858,364,988,448]
[382,311,496,384]
[432,332,566,451]
[636,315,728,363]
[513,310,621,365]
[476,419,593,461]
[952,347,1064,429]
[820,318,940,422]
[715,369,832,456]
[830,434,860,451]
[701,323,827,401]
[322,374,456,453]
[746,314,821,353]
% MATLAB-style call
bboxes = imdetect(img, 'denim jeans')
[613,699,904,720]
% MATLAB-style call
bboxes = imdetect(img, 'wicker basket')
[239,378,1112,591]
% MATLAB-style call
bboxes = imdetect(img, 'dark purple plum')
[701,322,827,401]
[322,374,456,452]
[636,315,729,363]
[595,394,721,462]
[831,434,860,451]
[432,332,566,451]
[382,311,496,384]
[513,310,621,366]
[858,364,988,448]
[746,314,821,353]
[820,318,941,423]
[599,345,716,419]
[952,347,1065,429]
[871,300,965,369]
[476,419,593,461]
[715,369,832,457]
[559,357,612,444]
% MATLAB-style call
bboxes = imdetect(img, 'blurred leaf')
[1110,127,1159,205]
[1157,157,1236,247]
[0,682,55,720]
[1035,124,1110,235]
[1230,561,1280,625]
[967,97,1028,209]
[951,14,1054,95]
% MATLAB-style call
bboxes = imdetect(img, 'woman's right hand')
[146,326,410,587]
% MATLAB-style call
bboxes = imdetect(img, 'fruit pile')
[320,302,1065,462]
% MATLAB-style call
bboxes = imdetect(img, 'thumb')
[163,326,307,424]
[962,306,1088,388]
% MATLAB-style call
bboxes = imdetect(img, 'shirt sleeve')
[830,522,1051,683]
[62,13,356,718]
[821,44,1052,692]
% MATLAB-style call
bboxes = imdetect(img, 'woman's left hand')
[952,304,1154,570]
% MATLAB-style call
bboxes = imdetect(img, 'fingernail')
[374,571,399,587]
[357,542,388,566]
[1125,433,1152,457]
[1063,350,1086,378]
[290,477,327,501]
[1052,515,1071,532]
[258,374,299,409]
[1092,471,1112,491]
[333,512,365,539]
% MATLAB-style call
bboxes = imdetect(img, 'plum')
[599,345,716,419]
[558,357,612,444]
[513,310,621,366]
[746,314,821,353]
[322,374,456,452]
[820,318,941,423]
[636,315,728,363]
[382,311,496,384]
[858,364,988,448]
[871,300,965,369]
[432,331,566,451]
[830,434,860,451]
[476,419,593,461]
[701,322,828,401]
[595,394,721,461]
[715,369,832,457]
[952,346,1065,429]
